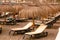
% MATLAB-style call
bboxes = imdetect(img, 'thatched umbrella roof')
[0,5,24,16]
[19,7,49,19]
[47,4,60,17]
[42,1,60,16]
[12,5,23,13]
[0,5,15,12]
[19,4,60,19]
[42,5,56,16]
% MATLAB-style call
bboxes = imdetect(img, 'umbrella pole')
[13,12,15,19]
[5,12,6,21]
[16,9,19,18]
[17,11,19,20]
[20,12,21,18]
[4,12,6,24]
[17,9,19,18]
[32,13,35,27]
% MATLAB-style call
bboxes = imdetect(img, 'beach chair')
[0,12,9,18]
[23,24,48,40]
[5,18,16,25]
[55,28,60,40]
[44,18,55,28]
[16,18,28,22]
[9,22,33,35]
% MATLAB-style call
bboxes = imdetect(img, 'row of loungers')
[0,12,59,25]
[0,18,28,25]
[23,24,48,40]
[0,12,59,39]
[9,22,48,40]
[0,20,16,25]
[43,12,60,28]
[9,22,40,35]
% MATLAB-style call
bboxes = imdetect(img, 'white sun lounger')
[25,24,47,35]
[9,22,33,35]
[23,24,48,39]
[55,28,60,40]
[55,12,60,18]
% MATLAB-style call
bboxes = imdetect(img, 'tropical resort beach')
[0,0,60,40]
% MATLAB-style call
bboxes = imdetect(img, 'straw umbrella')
[30,0,60,17]
[0,5,15,22]
[12,5,23,18]
[19,6,50,26]
[43,1,59,17]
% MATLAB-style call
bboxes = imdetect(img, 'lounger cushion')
[25,24,47,35]
[11,22,33,31]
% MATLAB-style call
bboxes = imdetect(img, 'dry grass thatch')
[19,5,60,19]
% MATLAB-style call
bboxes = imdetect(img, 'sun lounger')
[0,12,9,18]
[5,18,16,25]
[23,24,48,39]
[16,18,28,22]
[41,18,55,28]
[9,22,33,35]
[55,13,60,18]
[55,28,60,40]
